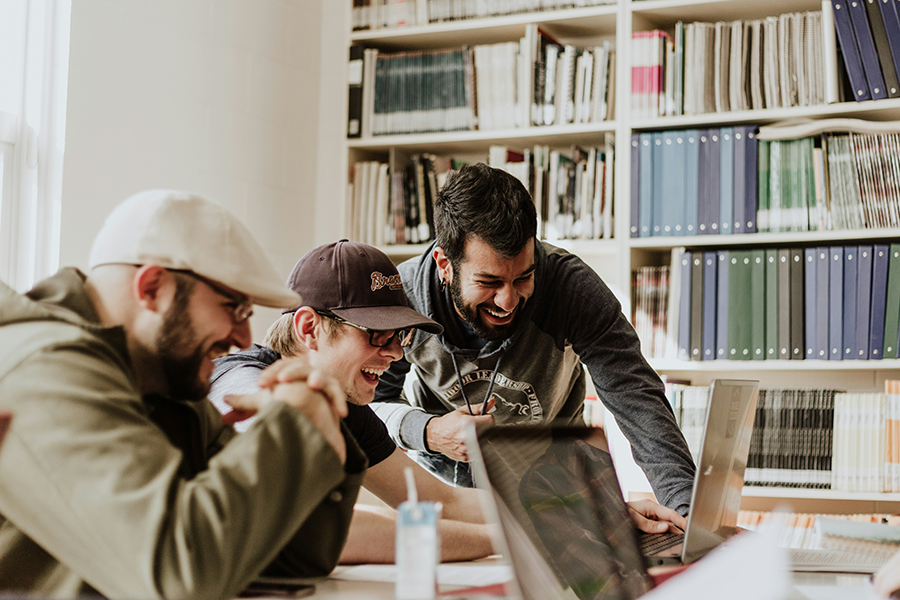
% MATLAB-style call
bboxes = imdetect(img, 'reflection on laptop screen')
[474,426,652,600]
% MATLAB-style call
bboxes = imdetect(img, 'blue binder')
[847,0,889,98]
[684,130,701,236]
[733,127,747,234]
[870,244,890,359]
[652,132,665,236]
[744,129,758,233]
[719,127,735,235]
[831,0,874,100]
[878,0,900,85]
[816,247,830,360]
[639,133,653,237]
[660,131,680,236]
[630,134,640,238]
[856,245,874,359]
[671,132,687,236]
[829,247,844,360]
[843,246,859,359]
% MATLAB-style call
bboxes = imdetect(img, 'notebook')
[641,379,760,566]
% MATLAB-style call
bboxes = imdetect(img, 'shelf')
[348,121,616,153]
[630,0,823,27]
[629,228,900,250]
[381,243,432,259]
[549,238,619,255]
[650,358,900,371]
[350,6,617,50]
[743,487,900,502]
[630,98,900,130]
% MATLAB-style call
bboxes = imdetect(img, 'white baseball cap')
[88,189,301,308]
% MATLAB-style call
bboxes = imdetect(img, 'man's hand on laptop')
[626,500,688,534]
[424,402,494,462]
[872,549,900,598]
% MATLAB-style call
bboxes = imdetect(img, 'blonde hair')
[264,313,301,357]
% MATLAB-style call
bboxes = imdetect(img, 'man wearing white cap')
[0,190,365,599]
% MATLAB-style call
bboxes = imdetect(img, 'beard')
[449,270,521,342]
[154,283,210,401]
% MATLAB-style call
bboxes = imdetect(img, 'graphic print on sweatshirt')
[438,369,543,424]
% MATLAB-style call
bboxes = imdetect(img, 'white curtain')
[0,0,71,292]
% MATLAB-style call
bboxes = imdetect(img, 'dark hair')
[434,163,537,264]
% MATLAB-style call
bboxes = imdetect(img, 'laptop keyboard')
[640,532,685,555]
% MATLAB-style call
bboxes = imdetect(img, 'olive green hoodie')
[0,268,365,599]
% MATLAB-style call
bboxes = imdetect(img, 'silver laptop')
[642,379,759,566]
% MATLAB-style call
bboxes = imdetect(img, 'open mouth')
[361,367,384,385]
[482,305,515,325]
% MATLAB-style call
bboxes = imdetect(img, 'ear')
[433,246,453,284]
[294,307,321,351]
[132,265,175,314]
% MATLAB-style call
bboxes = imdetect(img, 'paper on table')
[332,564,513,588]
[640,527,790,600]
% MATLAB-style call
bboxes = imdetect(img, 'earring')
[440,279,447,292]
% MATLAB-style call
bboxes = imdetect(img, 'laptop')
[640,379,760,566]
[466,379,759,598]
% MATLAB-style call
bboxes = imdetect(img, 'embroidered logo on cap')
[371,271,402,291]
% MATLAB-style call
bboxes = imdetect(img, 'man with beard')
[371,164,697,517]
[0,190,365,599]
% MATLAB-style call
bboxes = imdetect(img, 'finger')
[307,370,348,418]
[646,504,687,530]
[628,507,668,533]
[223,391,265,413]
[222,408,256,425]
[471,399,496,415]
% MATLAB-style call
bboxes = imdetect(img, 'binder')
[630,134,640,237]
[829,246,844,360]
[790,248,806,360]
[878,0,900,88]
[751,249,766,360]
[660,131,680,236]
[743,129,758,233]
[847,0,889,99]
[639,133,653,237]
[684,130,701,235]
[671,132,687,235]
[843,246,859,359]
[831,0,873,100]
[702,252,718,360]
[816,247,831,359]
[778,249,792,359]
[765,249,780,359]
[865,0,900,96]
[857,245,874,359]
[652,133,665,236]
[733,127,747,235]
[719,127,735,235]
[690,253,704,360]
[697,130,716,235]
[730,250,753,360]
[870,244,890,359]
[805,248,818,359]
[678,251,692,360]
[884,244,900,358]
[716,251,730,359]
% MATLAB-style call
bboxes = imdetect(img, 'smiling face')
[155,272,253,400]
[301,312,404,405]
[440,236,535,342]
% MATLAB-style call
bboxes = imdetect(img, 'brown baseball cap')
[284,240,442,334]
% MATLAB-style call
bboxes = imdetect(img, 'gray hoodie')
[372,240,696,514]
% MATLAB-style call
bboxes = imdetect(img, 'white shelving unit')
[345,0,900,514]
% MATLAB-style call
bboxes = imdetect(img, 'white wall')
[61,0,340,336]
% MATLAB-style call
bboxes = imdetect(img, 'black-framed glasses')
[173,270,254,324]
[316,311,412,348]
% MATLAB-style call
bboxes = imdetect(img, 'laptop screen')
[471,426,652,600]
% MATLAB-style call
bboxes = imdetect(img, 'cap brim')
[332,305,443,334]
[249,288,302,309]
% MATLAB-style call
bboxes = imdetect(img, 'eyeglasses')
[316,311,412,348]
[173,270,254,324]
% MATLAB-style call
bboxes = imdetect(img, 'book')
[348,45,365,138]
[678,251,692,361]
[630,134,640,238]
[750,249,767,360]
[690,252,704,360]
[865,0,900,97]
[778,249,792,359]
[719,127,735,235]
[684,130,701,235]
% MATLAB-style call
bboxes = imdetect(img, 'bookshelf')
[343,0,900,514]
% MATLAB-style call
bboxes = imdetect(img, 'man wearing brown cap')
[210,240,496,563]
[0,190,365,599]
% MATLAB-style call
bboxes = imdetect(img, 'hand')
[224,380,348,465]
[872,549,900,598]
[626,499,688,534]
[257,358,347,418]
[425,402,494,462]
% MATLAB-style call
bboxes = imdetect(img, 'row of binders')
[347,26,615,137]
[632,244,900,362]
[631,122,900,239]
[351,0,615,31]
[631,11,826,119]
[828,0,900,101]
[667,383,900,492]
